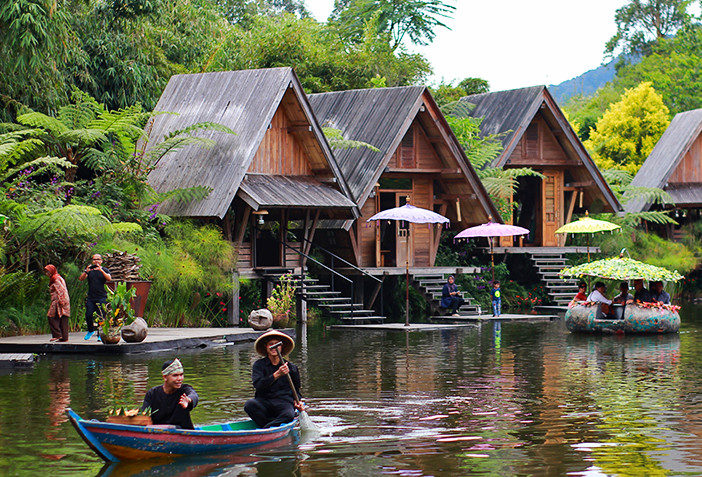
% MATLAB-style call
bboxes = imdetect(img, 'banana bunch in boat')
[108,407,151,417]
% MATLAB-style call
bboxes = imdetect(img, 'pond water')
[1,305,701,476]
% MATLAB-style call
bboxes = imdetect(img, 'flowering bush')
[267,274,296,323]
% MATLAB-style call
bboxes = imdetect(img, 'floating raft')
[565,304,680,334]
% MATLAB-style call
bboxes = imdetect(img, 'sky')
[304,0,629,91]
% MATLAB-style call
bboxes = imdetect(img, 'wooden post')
[296,294,307,324]
[229,270,240,326]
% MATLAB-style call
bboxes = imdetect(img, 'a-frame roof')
[626,108,702,212]
[308,86,501,221]
[460,85,622,212]
[146,68,355,218]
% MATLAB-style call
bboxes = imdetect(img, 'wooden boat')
[67,408,297,462]
[565,303,680,334]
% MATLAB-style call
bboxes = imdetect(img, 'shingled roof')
[146,68,355,218]
[308,87,501,221]
[460,85,621,212]
[626,108,702,212]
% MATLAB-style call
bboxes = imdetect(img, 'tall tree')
[330,0,455,49]
[431,77,489,107]
[605,0,694,58]
[584,82,670,174]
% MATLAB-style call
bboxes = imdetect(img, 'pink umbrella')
[368,204,449,326]
[455,221,529,282]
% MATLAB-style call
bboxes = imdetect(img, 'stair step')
[531,257,567,263]
[339,316,386,324]
[328,308,377,315]
[320,303,359,308]
[301,291,342,296]
[307,297,350,303]
[413,274,445,280]
[535,264,568,270]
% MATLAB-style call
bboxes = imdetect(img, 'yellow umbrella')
[555,212,621,261]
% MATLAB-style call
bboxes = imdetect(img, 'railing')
[292,233,382,283]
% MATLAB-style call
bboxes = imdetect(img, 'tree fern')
[0,156,74,183]
[17,111,70,136]
[323,127,379,151]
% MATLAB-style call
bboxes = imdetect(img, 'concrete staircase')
[262,271,385,325]
[528,252,579,306]
[412,273,482,316]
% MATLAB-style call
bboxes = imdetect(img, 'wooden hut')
[146,68,359,272]
[309,87,500,268]
[460,86,621,247]
[626,108,702,217]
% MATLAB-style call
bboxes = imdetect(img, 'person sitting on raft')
[612,282,634,305]
[141,358,199,429]
[633,279,654,304]
[651,281,671,304]
[570,282,588,306]
[587,282,612,316]
[245,330,304,428]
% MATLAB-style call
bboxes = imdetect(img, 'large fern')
[17,205,141,241]
[323,127,379,151]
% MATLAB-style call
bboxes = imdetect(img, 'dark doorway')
[378,192,397,266]
[515,176,541,245]
[255,227,280,267]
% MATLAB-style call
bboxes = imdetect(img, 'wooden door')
[541,169,563,247]
[396,194,412,266]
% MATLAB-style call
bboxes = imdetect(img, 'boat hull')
[67,408,297,462]
[565,304,680,334]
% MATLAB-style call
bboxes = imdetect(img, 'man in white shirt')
[587,282,612,317]
[587,282,612,304]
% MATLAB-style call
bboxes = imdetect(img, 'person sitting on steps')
[441,275,465,316]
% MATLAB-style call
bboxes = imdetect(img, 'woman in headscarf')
[44,265,70,342]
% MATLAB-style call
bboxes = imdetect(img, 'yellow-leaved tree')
[585,82,670,174]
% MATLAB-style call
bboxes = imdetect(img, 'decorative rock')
[249,309,273,331]
[121,317,148,343]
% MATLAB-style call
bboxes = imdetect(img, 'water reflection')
[0,306,700,476]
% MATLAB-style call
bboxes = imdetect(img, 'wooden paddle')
[271,344,317,432]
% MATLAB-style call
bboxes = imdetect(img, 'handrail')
[292,232,382,283]
[258,229,352,284]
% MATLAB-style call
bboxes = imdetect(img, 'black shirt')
[86,267,111,300]
[252,357,301,403]
[634,288,653,303]
[141,384,199,429]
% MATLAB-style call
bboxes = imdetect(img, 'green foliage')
[614,24,702,114]
[206,13,431,91]
[597,225,697,275]
[330,0,455,49]
[98,282,138,334]
[604,0,694,58]
[267,274,296,320]
[431,77,489,107]
[584,82,670,174]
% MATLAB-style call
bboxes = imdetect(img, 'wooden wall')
[507,113,578,167]
[668,133,702,184]
[247,101,312,176]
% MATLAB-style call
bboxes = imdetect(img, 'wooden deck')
[0,353,36,368]
[0,328,292,355]
[347,266,481,277]
[490,246,600,255]
[329,323,478,331]
[431,313,559,323]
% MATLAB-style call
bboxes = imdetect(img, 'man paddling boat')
[141,358,199,429]
[245,330,304,428]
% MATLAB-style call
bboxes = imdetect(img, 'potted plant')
[267,274,296,328]
[97,282,137,344]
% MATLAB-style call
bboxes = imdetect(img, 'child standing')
[491,281,502,317]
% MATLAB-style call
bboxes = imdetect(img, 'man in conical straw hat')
[141,358,199,429]
[244,330,303,428]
